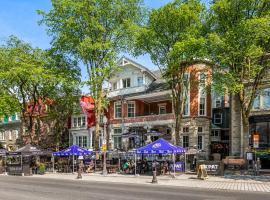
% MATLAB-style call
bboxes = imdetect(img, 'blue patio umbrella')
[136,138,185,154]
[136,138,185,177]
[53,145,92,156]
[52,145,93,173]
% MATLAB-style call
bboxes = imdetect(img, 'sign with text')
[197,161,221,175]
[172,162,185,172]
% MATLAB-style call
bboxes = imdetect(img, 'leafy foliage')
[39,0,145,150]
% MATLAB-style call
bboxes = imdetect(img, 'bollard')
[152,170,158,183]
[77,160,83,179]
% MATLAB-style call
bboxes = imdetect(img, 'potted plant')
[38,163,46,175]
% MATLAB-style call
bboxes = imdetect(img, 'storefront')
[249,115,270,169]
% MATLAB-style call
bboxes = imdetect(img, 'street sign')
[102,144,107,152]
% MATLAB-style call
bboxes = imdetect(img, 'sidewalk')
[30,172,270,193]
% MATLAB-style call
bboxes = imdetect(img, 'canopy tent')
[136,138,185,154]
[136,138,185,177]
[53,145,93,156]
[52,145,93,173]
[13,144,51,156]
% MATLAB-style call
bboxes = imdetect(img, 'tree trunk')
[94,91,102,151]
[241,115,250,157]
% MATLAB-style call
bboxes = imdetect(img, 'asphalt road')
[0,176,269,200]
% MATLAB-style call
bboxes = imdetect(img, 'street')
[0,176,269,200]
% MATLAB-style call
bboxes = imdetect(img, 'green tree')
[134,0,208,146]
[38,0,145,151]
[208,0,270,156]
[0,36,81,148]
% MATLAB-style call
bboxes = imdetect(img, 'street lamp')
[102,115,108,175]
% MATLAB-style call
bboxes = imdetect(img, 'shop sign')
[172,162,185,172]
[253,134,259,148]
[197,161,221,175]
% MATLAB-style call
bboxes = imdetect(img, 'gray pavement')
[0,175,270,200]
[26,172,270,193]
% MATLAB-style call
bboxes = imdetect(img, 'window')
[183,136,189,148]
[198,127,203,133]
[113,82,117,90]
[128,102,135,117]
[214,113,222,124]
[262,89,270,109]
[253,95,260,109]
[13,130,19,139]
[122,78,131,88]
[3,116,9,123]
[73,118,77,127]
[211,130,220,137]
[82,116,86,127]
[8,131,12,140]
[113,128,122,149]
[199,97,206,116]
[113,136,122,149]
[78,117,82,127]
[114,102,122,118]
[137,77,143,86]
[0,132,5,140]
[215,97,222,108]
[183,127,189,133]
[183,100,189,116]
[11,114,17,121]
[198,135,203,150]
[159,105,166,114]
[76,136,88,148]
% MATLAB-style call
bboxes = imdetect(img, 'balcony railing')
[112,112,175,124]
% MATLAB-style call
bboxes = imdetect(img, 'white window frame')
[0,132,5,140]
[127,101,135,118]
[198,135,203,150]
[158,104,166,115]
[214,113,222,124]
[113,82,118,90]
[73,117,77,127]
[8,131,12,140]
[137,77,143,87]
[183,135,189,148]
[114,102,122,119]
[198,72,207,116]
[122,78,131,88]
[215,97,222,108]
[113,128,122,150]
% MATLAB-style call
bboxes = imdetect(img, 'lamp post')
[102,115,108,175]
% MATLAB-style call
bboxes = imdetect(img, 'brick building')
[107,57,212,157]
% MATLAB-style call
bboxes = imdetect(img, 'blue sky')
[0,0,209,92]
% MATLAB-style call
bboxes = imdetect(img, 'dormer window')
[137,77,143,86]
[122,78,131,88]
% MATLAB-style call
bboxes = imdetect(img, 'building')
[69,96,96,149]
[0,113,21,151]
[107,57,212,157]
[211,93,230,158]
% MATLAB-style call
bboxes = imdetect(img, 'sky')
[0,0,209,92]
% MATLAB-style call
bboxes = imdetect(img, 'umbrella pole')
[184,153,186,173]
[173,153,176,178]
[52,155,55,173]
[21,155,23,176]
[134,152,137,176]
[72,155,74,173]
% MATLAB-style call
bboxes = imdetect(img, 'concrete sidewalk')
[30,172,270,193]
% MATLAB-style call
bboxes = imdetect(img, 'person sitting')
[123,161,129,174]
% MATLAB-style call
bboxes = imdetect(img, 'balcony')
[111,112,175,124]
[107,85,147,98]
